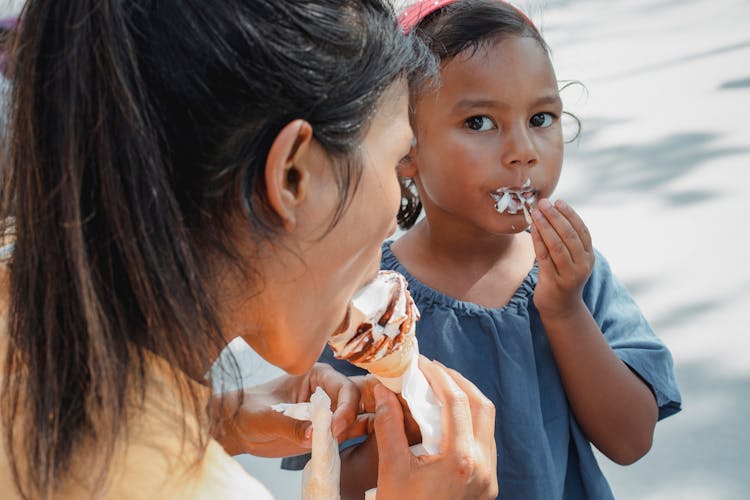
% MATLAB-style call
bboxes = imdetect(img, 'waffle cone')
[352,331,416,379]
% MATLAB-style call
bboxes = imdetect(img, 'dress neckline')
[381,240,537,316]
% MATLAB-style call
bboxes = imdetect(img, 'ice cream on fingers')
[328,270,419,392]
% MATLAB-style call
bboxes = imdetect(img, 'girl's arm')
[530,199,658,465]
[339,438,379,499]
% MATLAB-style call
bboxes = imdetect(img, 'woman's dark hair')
[398,0,551,229]
[0,0,430,498]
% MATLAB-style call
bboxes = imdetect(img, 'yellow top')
[0,258,274,499]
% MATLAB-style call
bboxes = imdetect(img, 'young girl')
[290,0,682,498]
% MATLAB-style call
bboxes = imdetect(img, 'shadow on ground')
[563,126,747,208]
[600,360,750,498]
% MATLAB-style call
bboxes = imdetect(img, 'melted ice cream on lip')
[491,178,538,214]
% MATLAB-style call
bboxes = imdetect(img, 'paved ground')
[3,0,747,498]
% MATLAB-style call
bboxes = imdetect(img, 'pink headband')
[398,0,537,34]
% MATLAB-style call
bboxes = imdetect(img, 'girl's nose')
[501,126,539,168]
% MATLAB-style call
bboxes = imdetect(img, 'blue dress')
[284,241,681,499]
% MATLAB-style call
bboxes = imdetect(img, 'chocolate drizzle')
[329,271,417,364]
[378,285,400,327]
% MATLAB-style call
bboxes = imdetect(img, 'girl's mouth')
[491,178,538,215]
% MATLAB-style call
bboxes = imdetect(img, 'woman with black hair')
[0,0,496,498]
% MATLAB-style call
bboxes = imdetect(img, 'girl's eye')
[465,115,495,132]
[530,112,555,128]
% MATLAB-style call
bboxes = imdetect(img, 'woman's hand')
[530,198,595,319]
[373,358,498,500]
[211,363,372,457]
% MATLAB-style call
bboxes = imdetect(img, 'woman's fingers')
[308,363,361,438]
[437,361,497,491]
[374,361,498,499]
[353,374,379,413]
[373,383,411,473]
[234,400,313,455]
[438,362,495,446]
[418,358,473,457]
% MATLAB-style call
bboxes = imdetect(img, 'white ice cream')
[491,177,538,215]
[328,271,414,361]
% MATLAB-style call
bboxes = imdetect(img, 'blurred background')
[3,0,747,498]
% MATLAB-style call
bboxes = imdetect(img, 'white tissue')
[396,338,443,456]
[370,338,442,455]
[367,339,443,499]
[272,387,340,500]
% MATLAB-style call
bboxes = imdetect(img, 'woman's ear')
[397,137,418,178]
[265,120,314,232]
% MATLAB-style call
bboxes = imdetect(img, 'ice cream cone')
[328,270,420,391]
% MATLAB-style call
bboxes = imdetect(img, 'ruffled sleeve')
[584,250,682,420]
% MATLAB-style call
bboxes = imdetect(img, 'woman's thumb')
[288,418,313,446]
[259,411,312,447]
[373,384,409,469]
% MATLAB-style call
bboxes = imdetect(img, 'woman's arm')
[210,363,370,457]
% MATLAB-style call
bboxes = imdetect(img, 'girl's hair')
[0,0,430,498]
[398,0,550,229]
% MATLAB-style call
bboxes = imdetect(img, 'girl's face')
[409,36,564,235]
[242,81,412,375]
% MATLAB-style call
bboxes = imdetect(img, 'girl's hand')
[374,357,498,500]
[530,198,594,319]
[211,363,372,457]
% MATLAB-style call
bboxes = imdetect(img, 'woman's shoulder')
[114,358,273,498]
[93,357,273,498]
[106,437,273,499]
[1,349,272,499]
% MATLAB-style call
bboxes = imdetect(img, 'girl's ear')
[265,120,314,232]
[396,137,418,178]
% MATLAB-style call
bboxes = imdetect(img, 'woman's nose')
[501,126,538,168]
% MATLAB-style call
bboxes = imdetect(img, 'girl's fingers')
[537,199,582,265]
[553,199,593,252]
[537,200,585,272]
[532,202,569,274]
[530,220,557,275]
[418,357,473,457]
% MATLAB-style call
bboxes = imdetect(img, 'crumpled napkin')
[364,338,443,499]
[272,387,340,500]
[388,338,442,456]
